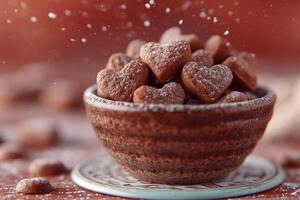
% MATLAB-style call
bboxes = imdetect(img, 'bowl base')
[71,152,284,200]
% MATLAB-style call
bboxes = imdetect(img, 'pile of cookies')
[0,118,68,195]
[97,26,258,104]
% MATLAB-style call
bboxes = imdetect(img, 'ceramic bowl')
[84,85,276,184]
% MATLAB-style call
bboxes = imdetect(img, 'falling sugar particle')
[235,18,241,23]
[86,23,92,29]
[48,12,57,19]
[208,9,214,15]
[178,19,183,24]
[70,38,76,42]
[120,4,127,10]
[6,19,12,24]
[165,7,171,13]
[228,10,234,16]
[61,27,66,31]
[149,0,155,5]
[224,30,230,35]
[144,20,151,27]
[127,21,133,27]
[101,25,108,31]
[145,3,151,9]
[207,16,211,20]
[14,9,18,13]
[81,38,87,43]
[218,4,224,9]
[20,1,28,9]
[213,17,218,23]
[199,11,207,18]
[64,9,72,16]
[30,16,38,23]
[81,11,88,17]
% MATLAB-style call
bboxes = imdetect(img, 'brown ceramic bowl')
[84,85,276,184]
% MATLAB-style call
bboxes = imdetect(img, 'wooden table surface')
[1,104,300,200]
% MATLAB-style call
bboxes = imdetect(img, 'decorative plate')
[71,153,284,200]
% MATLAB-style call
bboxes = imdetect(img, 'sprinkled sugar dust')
[144,20,151,27]
[224,30,230,36]
[30,16,38,23]
[48,12,57,19]
[0,1,262,61]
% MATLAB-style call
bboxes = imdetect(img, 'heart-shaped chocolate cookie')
[191,49,214,67]
[223,53,257,90]
[133,82,185,104]
[126,39,146,59]
[140,41,191,83]
[97,60,149,102]
[106,52,132,71]
[217,91,248,103]
[205,35,232,64]
[160,26,203,51]
[181,62,233,103]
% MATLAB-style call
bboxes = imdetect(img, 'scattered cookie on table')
[16,177,53,194]
[160,26,203,51]
[29,158,68,176]
[133,82,185,104]
[16,118,59,148]
[40,80,81,112]
[106,52,133,71]
[0,63,55,105]
[126,39,146,58]
[97,59,149,101]
[281,154,300,168]
[0,143,25,161]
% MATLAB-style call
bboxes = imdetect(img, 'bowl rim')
[84,85,276,113]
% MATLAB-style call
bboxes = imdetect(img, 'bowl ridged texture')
[84,85,276,184]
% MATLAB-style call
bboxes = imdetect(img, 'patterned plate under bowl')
[71,153,284,200]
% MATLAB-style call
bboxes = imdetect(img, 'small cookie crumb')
[16,177,53,194]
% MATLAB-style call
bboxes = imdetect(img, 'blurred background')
[1,0,300,140]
